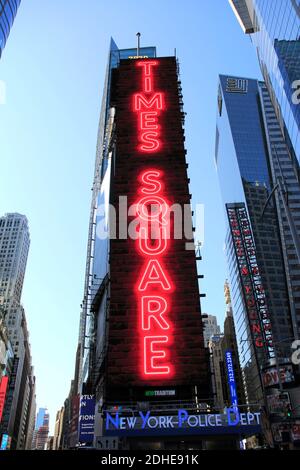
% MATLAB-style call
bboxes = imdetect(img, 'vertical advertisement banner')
[78,395,96,444]
[0,375,9,423]
[0,434,9,451]
[225,350,238,410]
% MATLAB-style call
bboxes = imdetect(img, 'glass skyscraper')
[229,0,300,161]
[0,0,21,58]
[215,74,299,406]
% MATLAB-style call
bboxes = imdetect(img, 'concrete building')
[33,408,49,450]
[53,406,64,450]
[0,213,35,449]
[203,315,221,347]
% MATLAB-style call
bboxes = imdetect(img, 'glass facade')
[230,0,300,162]
[0,0,21,58]
[216,75,295,404]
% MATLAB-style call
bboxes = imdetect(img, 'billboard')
[225,350,238,409]
[78,395,95,443]
[266,391,290,415]
[107,57,208,397]
[0,375,8,423]
[226,204,275,360]
[263,365,294,387]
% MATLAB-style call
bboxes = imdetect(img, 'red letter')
[141,296,169,330]
[137,60,158,92]
[140,132,160,152]
[140,170,162,195]
[138,259,171,291]
[144,336,170,375]
[139,226,168,256]
[140,111,159,130]
[134,93,164,111]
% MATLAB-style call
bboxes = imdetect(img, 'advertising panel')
[0,434,9,451]
[263,365,294,387]
[226,204,275,360]
[267,391,290,415]
[78,395,96,443]
[107,57,209,396]
[225,350,238,409]
[0,375,8,423]
[104,407,261,437]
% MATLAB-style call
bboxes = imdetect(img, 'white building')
[202,315,221,347]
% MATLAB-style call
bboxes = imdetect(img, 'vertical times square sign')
[107,57,208,396]
[133,61,173,377]
[226,204,275,360]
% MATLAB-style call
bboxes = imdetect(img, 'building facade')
[0,0,21,58]
[203,315,221,347]
[73,39,215,450]
[0,213,35,449]
[229,0,300,162]
[216,74,300,446]
[32,408,49,450]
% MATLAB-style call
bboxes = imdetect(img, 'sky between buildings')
[0,0,262,433]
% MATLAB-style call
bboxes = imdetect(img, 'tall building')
[221,281,246,409]
[0,0,21,59]
[216,74,300,446]
[229,0,300,161]
[0,213,35,449]
[32,408,49,450]
[203,315,221,346]
[75,39,213,450]
[208,282,245,413]
[0,305,35,449]
[0,213,30,309]
[24,373,36,450]
[208,334,225,410]
[53,406,64,450]
[34,407,47,431]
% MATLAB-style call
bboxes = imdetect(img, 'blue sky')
[0,0,262,432]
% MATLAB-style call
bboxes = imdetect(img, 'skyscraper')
[75,39,211,450]
[0,213,35,449]
[0,0,21,59]
[229,0,300,161]
[33,409,49,451]
[216,74,300,445]
[0,213,30,309]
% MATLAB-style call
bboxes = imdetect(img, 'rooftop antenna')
[136,32,141,57]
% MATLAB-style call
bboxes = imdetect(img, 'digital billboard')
[225,350,238,410]
[0,375,8,423]
[78,395,95,444]
[107,57,209,398]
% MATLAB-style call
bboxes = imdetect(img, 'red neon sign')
[0,375,9,423]
[133,60,174,379]
[133,61,165,153]
[136,168,173,378]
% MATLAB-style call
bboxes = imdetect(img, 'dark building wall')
[106,57,209,402]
